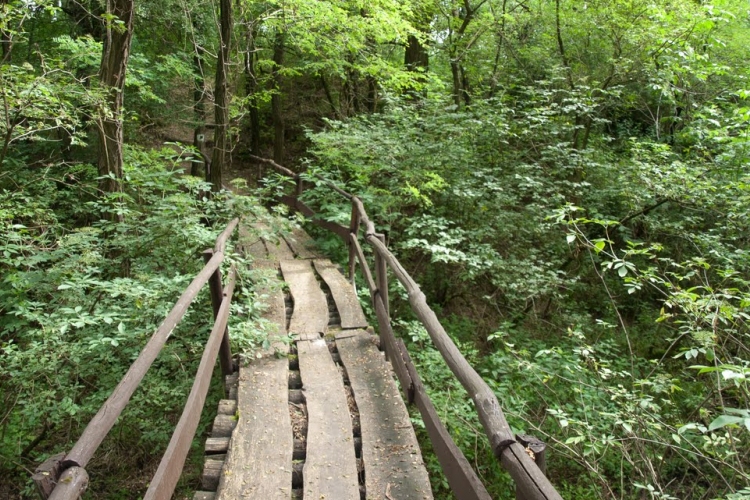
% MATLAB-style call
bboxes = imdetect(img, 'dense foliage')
[3,0,750,498]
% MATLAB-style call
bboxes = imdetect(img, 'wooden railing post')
[203,249,234,379]
[295,176,303,197]
[32,452,65,499]
[348,201,360,283]
[374,233,389,319]
[514,434,547,499]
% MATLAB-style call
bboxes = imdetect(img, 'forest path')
[194,221,433,500]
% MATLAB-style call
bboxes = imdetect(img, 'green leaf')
[708,415,745,431]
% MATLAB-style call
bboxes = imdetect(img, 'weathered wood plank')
[210,414,236,438]
[238,223,268,260]
[264,232,296,261]
[314,259,368,330]
[205,437,229,454]
[336,331,433,500]
[217,399,236,415]
[283,227,320,259]
[280,260,328,341]
[251,258,288,352]
[216,354,293,500]
[297,339,359,499]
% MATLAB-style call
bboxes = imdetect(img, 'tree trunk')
[191,39,207,177]
[244,23,261,164]
[210,0,232,192]
[97,0,135,194]
[1,0,11,64]
[405,34,429,72]
[271,31,284,164]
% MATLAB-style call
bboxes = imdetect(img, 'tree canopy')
[2,0,750,498]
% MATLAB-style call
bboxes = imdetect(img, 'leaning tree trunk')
[97,0,135,194]
[210,0,232,192]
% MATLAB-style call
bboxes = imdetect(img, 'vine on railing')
[252,155,562,500]
[32,219,240,500]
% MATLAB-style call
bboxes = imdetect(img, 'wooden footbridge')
[32,159,563,500]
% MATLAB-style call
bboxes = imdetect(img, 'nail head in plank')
[297,339,360,499]
[336,331,433,500]
[280,260,328,341]
[216,356,293,500]
[314,259,368,330]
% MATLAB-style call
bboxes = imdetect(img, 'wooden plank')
[251,258,288,352]
[283,227,320,259]
[238,223,268,260]
[280,260,328,341]
[264,232,296,261]
[336,331,432,500]
[297,339,359,499]
[216,355,293,500]
[205,437,229,454]
[314,259,368,330]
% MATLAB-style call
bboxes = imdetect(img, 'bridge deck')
[194,224,432,500]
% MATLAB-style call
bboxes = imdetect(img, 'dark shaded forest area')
[2,0,750,498]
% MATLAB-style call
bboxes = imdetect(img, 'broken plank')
[314,259,368,330]
[336,331,433,500]
[297,339,360,499]
[280,260,328,341]
[216,355,293,500]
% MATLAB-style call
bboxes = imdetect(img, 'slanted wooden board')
[216,355,293,500]
[283,227,320,259]
[314,259,368,330]
[336,331,433,500]
[280,260,328,341]
[297,338,360,499]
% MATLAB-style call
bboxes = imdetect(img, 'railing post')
[32,452,65,499]
[348,201,360,283]
[374,233,389,318]
[515,434,547,500]
[203,249,234,379]
[295,175,303,197]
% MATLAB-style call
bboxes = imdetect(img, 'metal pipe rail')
[257,157,562,500]
[32,219,240,500]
